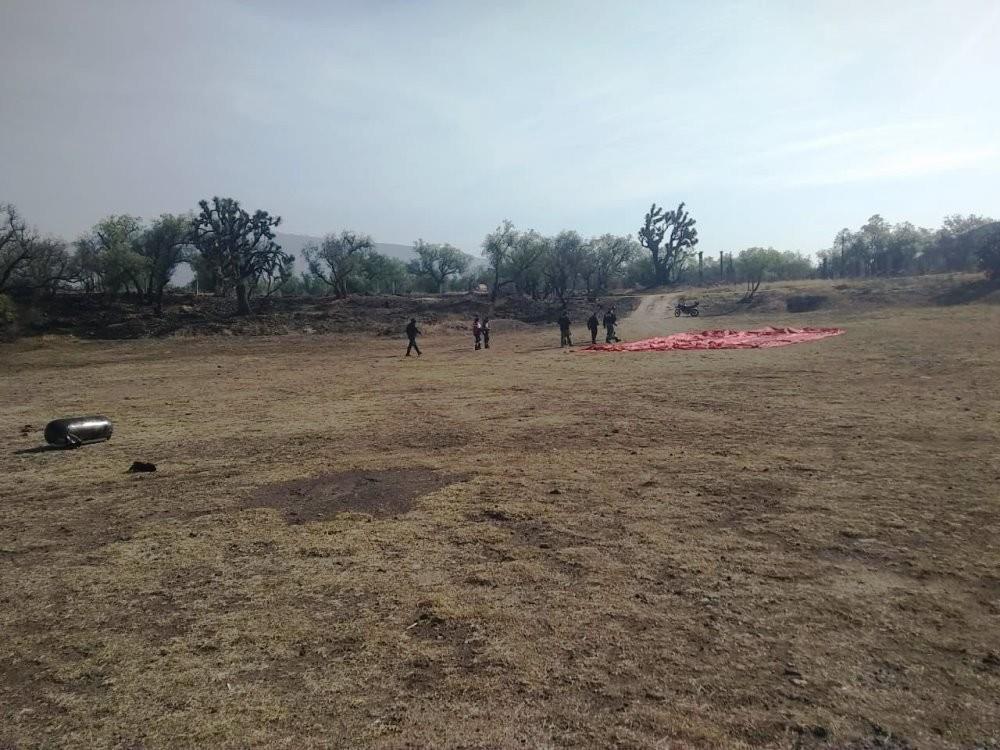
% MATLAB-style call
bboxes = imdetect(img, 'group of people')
[404,305,620,356]
[560,306,620,347]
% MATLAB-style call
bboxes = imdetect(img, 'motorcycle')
[674,300,700,317]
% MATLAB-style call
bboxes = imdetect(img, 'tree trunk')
[154,285,165,317]
[236,282,251,315]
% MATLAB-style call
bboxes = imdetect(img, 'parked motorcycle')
[674,300,700,317]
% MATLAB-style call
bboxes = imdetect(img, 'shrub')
[0,293,15,323]
[786,295,826,313]
[977,235,1000,280]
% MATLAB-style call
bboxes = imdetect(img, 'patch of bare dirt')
[244,469,462,523]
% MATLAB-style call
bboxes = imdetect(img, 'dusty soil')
[1,278,998,749]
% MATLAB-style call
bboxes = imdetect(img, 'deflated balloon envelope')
[43,416,113,448]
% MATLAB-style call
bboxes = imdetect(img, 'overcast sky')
[2,0,998,254]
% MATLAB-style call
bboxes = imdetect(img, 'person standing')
[481,317,491,349]
[405,318,422,357]
[603,308,619,343]
[558,310,573,347]
[472,316,483,350]
[587,311,599,345]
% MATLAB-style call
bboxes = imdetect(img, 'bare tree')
[1,204,76,294]
[736,247,782,302]
[303,230,375,299]
[638,202,698,285]
[189,197,287,314]
[0,204,33,292]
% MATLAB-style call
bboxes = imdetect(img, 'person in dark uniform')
[481,317,491,349]
[557,310,572,347]
[405,318,421,356]
[473,316,483,350]
[602,308,619,343]
[587,310,600,345]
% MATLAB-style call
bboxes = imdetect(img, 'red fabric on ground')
[581,326,844,352]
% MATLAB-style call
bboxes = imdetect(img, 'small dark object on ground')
[127,461,157,473]
[786,295,827,313]
[44,416,113,448]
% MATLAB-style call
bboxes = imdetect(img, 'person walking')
[558,310,573,347]
[472,316,483,350]
[602,308,619,343]
[481,317,491,349]
[587,311,600,345]
[405,318,422,357]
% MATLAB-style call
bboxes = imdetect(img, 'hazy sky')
[2,0,998,255]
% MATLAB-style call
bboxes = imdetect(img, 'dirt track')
[1,289,999,749]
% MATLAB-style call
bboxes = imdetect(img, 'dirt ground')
[1,283,999,749]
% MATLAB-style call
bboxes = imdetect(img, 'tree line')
[3,197,997,325]
[0,197,649,318]
[817,214,998,279]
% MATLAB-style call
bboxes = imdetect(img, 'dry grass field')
[2,283,999,749]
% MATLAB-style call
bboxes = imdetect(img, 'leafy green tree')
[977,229,1000,279]
[362,252,411,293]
[74,215,146,296]
[188,251,225,295]
[189,197,287,314]
[883,222,930,275]
[624,255,657,288]
[508,230,548,298]
[408,240,470,292]
[138,214,192,314]
[736,247,784,301]
[482,219,519,300]
[451,266,491,293]
[303,230,375,299]
[928,214,996,272]
[541,230,584,303]
[279,270,329,296]
[638,202,698,285]
[591,234,640,293]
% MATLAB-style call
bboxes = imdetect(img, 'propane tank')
[44,416,113,448]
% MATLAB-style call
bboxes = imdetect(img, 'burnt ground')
[6,290,638,340]
[244,469,466,524]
